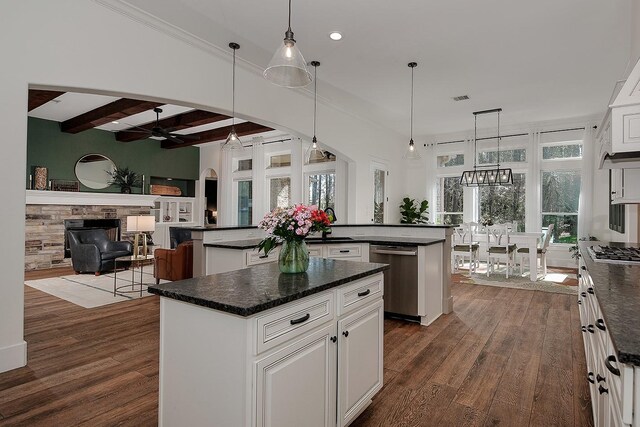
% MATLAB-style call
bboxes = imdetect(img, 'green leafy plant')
[399,197,429,224]
[569,235,598,261]
[107,167,141,193]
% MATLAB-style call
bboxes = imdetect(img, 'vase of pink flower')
[258,204,332,273]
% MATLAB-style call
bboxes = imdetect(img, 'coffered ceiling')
[122,0,632,136]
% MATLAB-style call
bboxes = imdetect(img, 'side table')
[114,254,155,297]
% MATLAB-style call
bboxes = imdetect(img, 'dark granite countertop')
[147,258,389,317]
[580,241,640,366]
[205,236,445,250]
[186,223,453,231]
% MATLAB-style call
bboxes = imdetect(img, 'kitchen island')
[148,258,389,427]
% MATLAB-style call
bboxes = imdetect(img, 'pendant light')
[459,108,513,186]
[306,61,325,163]
[404,62,421,160]
[222,42,243,151]
[263,0,312,88]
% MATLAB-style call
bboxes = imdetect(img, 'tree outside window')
[269,177,291,211]
[541,170,580,243]
[308,173,335,211]
[479,173,526,231]
[435,177,463,225]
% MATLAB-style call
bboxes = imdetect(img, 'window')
[373,168,386,223]
[269,177,291,211]
[237,180,252,226]
[437,154,464,168]
[479,173,526,231]
[435,177,463,225]
[478,148,526,164]
[541,170,581,243]
[269,154,291,168]
[308,151,336,164]
[236,159,252,171]
[307,172,335,211]
[542,143,582,160]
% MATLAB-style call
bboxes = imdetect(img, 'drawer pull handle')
[581,266,586,270]
[577,300,582,305]
[587,325,595,334]
[605,355,621,377]
[339,250,350,253]
[597,374,606,383]
[581,326,586,332]
[357,289,371,297]
[581,292,587,297]
[598,384,608,395]
[577,273,582,278]
[258,254,269,259]
[330,336,337,343]
[587,288,594,294]
[596,319,606,331]
[290,313,311,325]
[342,330,349,337]
[587,372,595,384]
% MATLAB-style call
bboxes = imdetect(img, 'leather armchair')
[67,229,133,275]
[154,241,193,284]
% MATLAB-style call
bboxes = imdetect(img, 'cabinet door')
[337,299,383,427]
[255,323,337,427]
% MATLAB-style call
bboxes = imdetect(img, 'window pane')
[437,154,464,167]
[269,177,291,211]
[542,144,582,160]
[478,148,526,164]
[436,213,464,225]
[541,171,581,213]
[308,151,336,164]
[435,177,463,225]
[308,173,336,211]
[237,159,252,171]
[237,180,252,226]
[542,214,578,244]
[373,169,385,224]
[269,154,291,168]
[479,173,526,231]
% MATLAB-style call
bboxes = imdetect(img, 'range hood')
[599,150,640,169]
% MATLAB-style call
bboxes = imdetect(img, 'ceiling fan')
[122,107,199,144]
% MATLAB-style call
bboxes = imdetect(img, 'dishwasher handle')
[371,249,417,256]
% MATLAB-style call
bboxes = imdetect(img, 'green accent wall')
[26,117,199,194]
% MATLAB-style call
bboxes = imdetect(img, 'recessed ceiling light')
[329,32,342,41]
[111,121,119,124]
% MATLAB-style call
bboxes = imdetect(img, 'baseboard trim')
[0,340,27,373]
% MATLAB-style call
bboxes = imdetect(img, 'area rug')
[453,264,578,295]
[25,266,166,308]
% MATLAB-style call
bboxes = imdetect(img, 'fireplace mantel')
[26,190,158,207]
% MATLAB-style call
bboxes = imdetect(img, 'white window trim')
[540,167,581,246]
[434,174,464,225]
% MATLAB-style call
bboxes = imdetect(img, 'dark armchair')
[67,229,133,275]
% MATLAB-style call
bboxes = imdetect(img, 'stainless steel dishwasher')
[369,245,419,320]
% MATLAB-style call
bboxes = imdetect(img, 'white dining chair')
[451,222,480,273]
[518,223,554,277]
[486,224,517,278]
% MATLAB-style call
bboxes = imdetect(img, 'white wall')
[630,0,640,71]
[0,0,408,373]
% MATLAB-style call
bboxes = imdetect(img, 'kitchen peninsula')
[188,224,453,326]
[148,258,388,427]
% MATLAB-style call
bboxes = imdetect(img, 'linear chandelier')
[459,108,513,187]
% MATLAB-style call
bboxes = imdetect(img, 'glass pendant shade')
[264,39,312,88]
[222,127,243,151]
[306,138,325,163]
[404,139,421,160]
[222,42,244,151]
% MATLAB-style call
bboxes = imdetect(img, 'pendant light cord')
[313,65,317,139]
[410,66,414,142]
[496,111,500,167]
[231,47,236,128]
[288,0,292,31]
[473,115,478,168]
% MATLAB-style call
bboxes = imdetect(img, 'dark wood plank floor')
[0,269,592,426]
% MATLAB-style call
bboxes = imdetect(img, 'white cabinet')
[255,323,337,427]
[153,197,195,224]
[611,168,640,204]
[337,299,384,426]
[610,58,640,153]
[307,243,368,262]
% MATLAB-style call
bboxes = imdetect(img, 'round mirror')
[75,154,116,190]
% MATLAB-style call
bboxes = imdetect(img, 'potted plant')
[107,167,141,193]
[399,197,429,224]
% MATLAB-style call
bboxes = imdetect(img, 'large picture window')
[307,172,335,211]
[237,180,252,226]
[269,177,291,211]
[478,148,526,165]
[541,170,580,243]
[373,168,386,223]
[479,173,526,230]
[435,177,463,225]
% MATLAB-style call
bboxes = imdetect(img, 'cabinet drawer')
[337,274,383,316]
[308,245,323,257]
[246,248,279,266]
[256,292,335,354]
[327,244,362,259]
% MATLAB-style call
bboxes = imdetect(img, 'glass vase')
[278,239,310,274]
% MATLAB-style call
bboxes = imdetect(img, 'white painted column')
[290,137,304,205]
[218,148,233,226]
[251,137,265,224]
[527,131,540,232]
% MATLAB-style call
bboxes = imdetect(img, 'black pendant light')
[404,62,421,160]
[459,108,513,186]
[306,61,325,163]
[263,0,312,88]
[222,42,243,151]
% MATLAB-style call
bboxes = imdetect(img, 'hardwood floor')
[0,271,592,426]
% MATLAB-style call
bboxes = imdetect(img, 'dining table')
[473,231,544,281]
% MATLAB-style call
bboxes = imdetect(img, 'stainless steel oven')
[369,245,419,320]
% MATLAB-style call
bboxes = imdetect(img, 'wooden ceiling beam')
[60,98,162,134]
[161,121,274,149]
[115,110,230,142]
[28,89,65,111]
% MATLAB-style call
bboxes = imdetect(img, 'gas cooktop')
[587,245,640,264]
